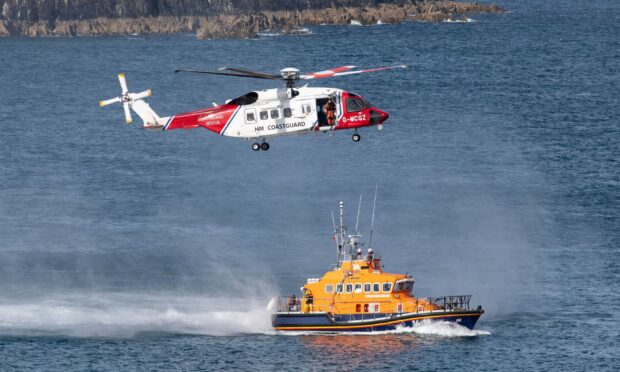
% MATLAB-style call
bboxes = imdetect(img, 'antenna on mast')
[355,194,363,235]
[332,210,340,264]
[369,186,378,250]
[339,201,345,253]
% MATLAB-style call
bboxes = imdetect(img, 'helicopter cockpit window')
[270,109,280,119]
[259,111,268,120]
[283,108,292,118]
[346,98,364,113]
[228,92,259,106]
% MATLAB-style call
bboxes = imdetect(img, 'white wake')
[0,294,273,337]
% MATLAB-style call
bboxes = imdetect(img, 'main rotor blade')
[118,73,128,94]
[174,69,278,80]
[218,67,281,79]
[300,65,357,79]
[300,65,407,80]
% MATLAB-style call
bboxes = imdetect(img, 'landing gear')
[251,141,270,151]
[352,133,361,142]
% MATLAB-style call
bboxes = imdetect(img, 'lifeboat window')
[228,92,259,106]
[270,109,280,119]
[346,284,353,293]
[325,284,334,293]
[383,283,393,292]
[373,283,380,292]
[336,284,343,293]
[283,108,292,118]
[346,98,364,113]
[354,283,362,293]
[364,283,371,292]
[259,111,268,120]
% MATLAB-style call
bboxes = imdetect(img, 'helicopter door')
[316,98,337,128]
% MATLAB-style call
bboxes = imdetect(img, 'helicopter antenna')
[369,186,378,250]
[355,194,363,235]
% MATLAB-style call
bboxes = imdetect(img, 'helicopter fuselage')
[161,86,389,139]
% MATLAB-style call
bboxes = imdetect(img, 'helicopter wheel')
[251,143,261,151]
[261,142,270,151]
[352,133,361,142]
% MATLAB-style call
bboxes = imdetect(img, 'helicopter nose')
[380,110,389,123]
[370,109,389,124]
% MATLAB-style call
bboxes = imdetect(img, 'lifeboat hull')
[272,310,483,332]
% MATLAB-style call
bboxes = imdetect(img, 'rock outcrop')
[0,1,504,39]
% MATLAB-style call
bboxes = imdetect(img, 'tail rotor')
[100,73,152,125]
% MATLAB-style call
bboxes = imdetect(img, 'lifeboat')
[271,200,484,332]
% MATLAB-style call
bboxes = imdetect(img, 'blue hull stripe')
[273,311,482,332]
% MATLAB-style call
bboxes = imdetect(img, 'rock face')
[0,1,504,39]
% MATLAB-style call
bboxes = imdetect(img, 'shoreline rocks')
[0,2,505,39]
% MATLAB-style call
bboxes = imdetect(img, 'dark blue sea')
[0,0,618,370]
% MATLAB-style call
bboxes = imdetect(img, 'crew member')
[323,98,337,126]
[304,288,314,312]
[356,247,363,259]
[288,294,298,311]
[367,248,374,261]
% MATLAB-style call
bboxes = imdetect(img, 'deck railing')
[272,295,475,314]
[427,295,472,311]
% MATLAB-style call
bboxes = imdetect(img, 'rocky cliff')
[0,1,504,38]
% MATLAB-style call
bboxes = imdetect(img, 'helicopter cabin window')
[345,284,353,293]
[382,282,393,292]
[354,283,362,293]
[270,109,280,119]
[259,111,268,120]
[336,284,343,293]
[245,109,256,123]
[283,108,292,118]
[325,284,334,293]
[228,92,259,106]
[301,104,312,115]
[346,97,364,113]
[373,283,380,292]
[364,283,371,292]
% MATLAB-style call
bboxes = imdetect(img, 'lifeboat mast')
[333,197,365,269]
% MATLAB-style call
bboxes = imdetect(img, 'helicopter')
[100,65,406,151]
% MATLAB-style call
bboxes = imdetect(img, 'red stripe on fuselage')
[164,104,238,134]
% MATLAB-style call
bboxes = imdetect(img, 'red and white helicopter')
[100,65,406,151]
